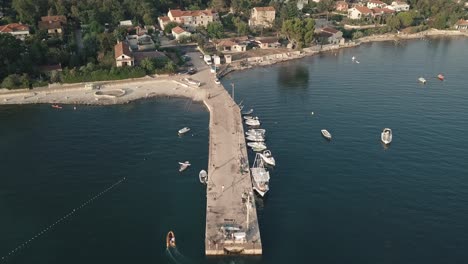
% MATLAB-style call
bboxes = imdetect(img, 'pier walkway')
[189,52,262,255]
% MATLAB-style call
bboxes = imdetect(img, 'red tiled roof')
[322,27,339,34]
[355,6,372,14]
[0,23,30,33]
[38,21,63,30]
[41,15,67,23]
[456,19,468,26]
[114,42,132,58]
[368,0,385,4]
[372,7,395,14]
[169,9,215,18]
[217,40,237,47]
[253,6,275,12]
[159,16,170,22]
[172,26,186,34]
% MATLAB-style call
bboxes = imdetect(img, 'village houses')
[348,6,372,19]
[0,23,30,40]
[316,27,344,45]
[387,1,410,12]
[38,15,67,37]
[248,7,276,28]
[367,0,387,9]
[335,1,349,12]
[158,9,218,31]
[214,37,248,52]
[171,26,191,41]
[255,37,280,49]
[454,19,468,30]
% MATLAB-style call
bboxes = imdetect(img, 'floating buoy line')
[0,176,127,263]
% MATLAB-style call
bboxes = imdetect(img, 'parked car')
[188,68,197,75]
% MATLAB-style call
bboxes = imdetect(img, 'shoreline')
[0,29,466,106]
[227,29,468,73]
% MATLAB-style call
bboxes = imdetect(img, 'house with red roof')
[249,7,276,28]
[348,6,372,19]
[158,9,218,31]
[171,26,191,41]
[38,15,67,37]
[214,37,248,52]
[0,23,30,40]
[114,42,134,67]
[455,19,468,30]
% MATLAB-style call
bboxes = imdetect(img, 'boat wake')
[166,247,192,264]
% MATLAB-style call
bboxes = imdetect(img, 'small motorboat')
[241,109,254,115]
[51,104,62,109]
[214,78,220,84]
[248,129,265,134]
[246,131,264,137]
[243,115,258,120]
[321,129,332,140]
[247,142,267,151]
[246,135,265,142]
[381,128,392,145]
[437,74,444,81]
[259,150,276,166]
[199,170,208,184]
[245,119,260,126]
[178,127,191,135]
[179,161,191,172]
[166,231,176,248]
[418,77,427,84]
[355,60,360,64]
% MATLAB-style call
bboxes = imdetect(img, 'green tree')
[386,16,402,30]
[164,22,179,34]
[206,21,224,39]
[281,18,315,48]
[164,60,177,73]
[0,34,25,80]
[432,12,448,29]
[352,31,364,40]
[317,0,335,13]
[12,0,47,25]
[140,58,155,73]
[233,17,249,36]
[114,27,128,41]
[397,12,415,27]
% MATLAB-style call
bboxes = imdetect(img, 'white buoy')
[311,112,314,115]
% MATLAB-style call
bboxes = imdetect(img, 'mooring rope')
[0,176,127,263]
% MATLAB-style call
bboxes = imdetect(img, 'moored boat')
[251,153,270,197]
[166,231,176,248]
[248,142,267,151]
[199,170,208,184]
[245,119,260,126]
[259,150,276,166]
[51,104,62,109]
[321,129,332,140]
[418,77,427,84]
[178,127,190,135]
[243,115,258,120]
[381,128,392,145]
[178,161,191,172]
[246,130,265,137]
[437,74,444,81]
[248,129,265,134]
[246,135,265,142]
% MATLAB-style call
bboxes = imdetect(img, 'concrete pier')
[194,58,262,255]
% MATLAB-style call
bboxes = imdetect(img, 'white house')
[387,1,410,12]
[120,20,133,26]
[367,0,387,9]
[348,6,373,20]
[455,19,468,30]
[114,41,134,67]
[0,23,30,40]
[172,26,191,40]
[160,9,218,31]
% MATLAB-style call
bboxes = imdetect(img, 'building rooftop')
[253,6,275,12]
[0,23,30,33]
[354,6,372,14]
[114,42,132,58]
[172,26,186,34]
[169,9,215,18]
[38,21,63,30]
[41,15,67,23]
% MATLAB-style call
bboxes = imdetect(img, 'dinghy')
[199,170,208,184]
[246,135,265,142]
[259,150,276,166]
[166,231,176,248]
[321,129,332,140]
[418,77,427,84]
[241,109,254,115]
[381,128,392,145]
[178,161,191,172]
[437,74,444,81]
[245,119,260,126]
[248,142,267,151]
[178,127,190,135]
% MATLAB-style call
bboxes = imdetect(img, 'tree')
[12,0,47,25]
[432,12,448,29]
[164,22,179,34]
[386,16,402,30]
[281,18,315,48]
[114,27,128,41]
[233,17,249,36]
[206,21,224,39]
[143,13,155,26]
[140,58,155,73]
[0,34,25,80]
[317,0,335,13]
[397,12,415,28]
[352,31,364,40]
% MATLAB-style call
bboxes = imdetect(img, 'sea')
[1,37,467,264]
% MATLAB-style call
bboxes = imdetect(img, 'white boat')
[243,115,258,120]
[214,78,220,84]
[247,142,266,151]
[178,127,190,135]
[241,109,253,115]
[251,153,270,197]
[259,150,276,166]
[246,135,265,142]
[321,129,332,140]
[199,170,208,184]
[355,60,360,64]
[418,77,427,84]
[245,119,260,126]
[246,131,265,137]
[381,128,392,145]
[248,129,265,134]
[178,161,191,172]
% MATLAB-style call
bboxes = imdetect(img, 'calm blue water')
[1,38,468,264]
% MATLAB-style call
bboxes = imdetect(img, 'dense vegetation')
[0,0,466,89]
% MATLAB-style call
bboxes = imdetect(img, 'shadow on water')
[277,64,309,89]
